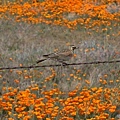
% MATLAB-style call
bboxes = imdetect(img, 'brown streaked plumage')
[36,45,79,64]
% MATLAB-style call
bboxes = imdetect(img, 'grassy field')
[0,0,120,120]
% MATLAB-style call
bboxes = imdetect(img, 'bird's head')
[70,45,79,51]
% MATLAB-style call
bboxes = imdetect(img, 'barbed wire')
[0,60,120,70]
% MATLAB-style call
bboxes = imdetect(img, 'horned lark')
[36,45,79,64]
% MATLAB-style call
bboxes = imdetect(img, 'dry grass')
[0,1,120,119]
[0,18,119,91]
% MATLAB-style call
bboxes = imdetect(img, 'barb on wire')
[0,60,120,70]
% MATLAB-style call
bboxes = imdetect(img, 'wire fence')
[0,60,120,70]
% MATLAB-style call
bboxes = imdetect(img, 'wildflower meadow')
[0,0,120,120]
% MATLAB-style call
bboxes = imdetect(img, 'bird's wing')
[55,51,73,61]
[59,51,73,57]
[42,49,73,61]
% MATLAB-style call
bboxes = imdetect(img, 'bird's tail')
[36,58,47,64]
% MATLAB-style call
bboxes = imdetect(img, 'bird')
[36,45,79,64]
